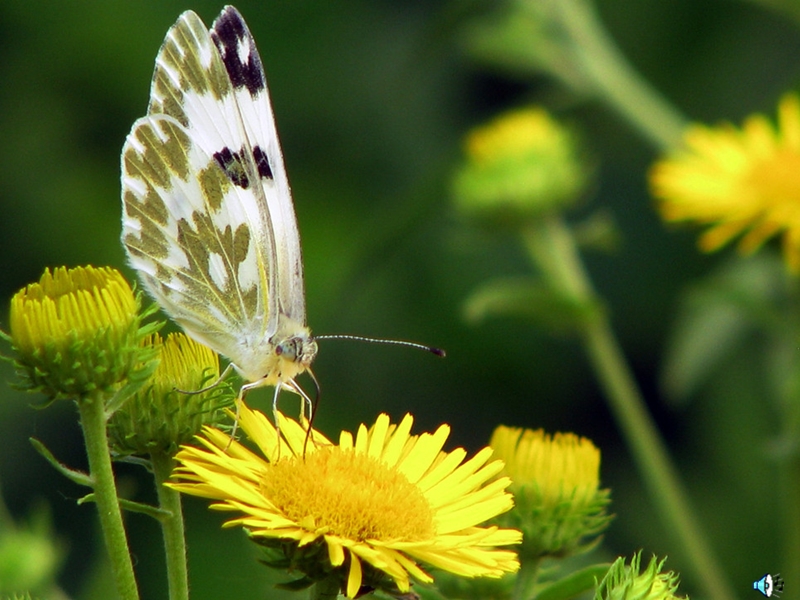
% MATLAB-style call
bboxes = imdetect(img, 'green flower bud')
[108,332,231,456]
[490,425,611,558]
[596,553,686,600]
[6,266,150,401]
[453,108,588,227]
[0,507,62,597]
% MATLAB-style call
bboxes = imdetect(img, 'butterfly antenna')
[315,334,446,357]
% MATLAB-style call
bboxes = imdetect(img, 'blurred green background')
[1,0,797,598]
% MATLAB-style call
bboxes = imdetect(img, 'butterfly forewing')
[209,8,306,325]
[121,6,314,386]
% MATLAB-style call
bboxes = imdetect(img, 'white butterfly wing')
[121,7,311,382]
[209,7,306,325]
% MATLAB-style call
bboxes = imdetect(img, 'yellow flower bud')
[108,333,230,456]
[7,266,147,400]
[490,426,611,558]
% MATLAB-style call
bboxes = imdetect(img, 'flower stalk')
[78,391,139,600]
[524,215,734,600]
[549,0,687,151]
[513,556,541,600]
[151,451,189,600]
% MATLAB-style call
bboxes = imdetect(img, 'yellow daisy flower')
[651,93,800,271]
[169,405,521,597]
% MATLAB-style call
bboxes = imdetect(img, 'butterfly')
[121,6,317,420]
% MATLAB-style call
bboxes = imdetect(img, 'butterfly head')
[262,315,318,384]
[275,332,318,369]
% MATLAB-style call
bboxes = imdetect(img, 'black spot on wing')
[213,146,276,187]
[214,147,250,188]
[253,146,274,180]
[210,7,265,96]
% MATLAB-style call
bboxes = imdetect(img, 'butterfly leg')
[271,381,313,459]
[176,362,235,395]
[227,376,267,448]
[283,377,320,456]
[284,379,314,422]
[271,383,284,459]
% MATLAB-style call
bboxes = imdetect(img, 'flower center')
[261,447,435,542]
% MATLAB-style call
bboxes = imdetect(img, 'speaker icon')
[753,573,784,598]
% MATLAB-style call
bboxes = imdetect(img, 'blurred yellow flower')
[651,94,800,271]
[454,107,588,225]
[169,405,521,597]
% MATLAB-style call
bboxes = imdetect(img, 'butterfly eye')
[276,339,298,361]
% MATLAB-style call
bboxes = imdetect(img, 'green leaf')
[660,253,791,402]
[29,438,92,488]
[274,576,314,591]
[463,277,602,334]
[76,494,169,520]
[572,210,620,254]
[119,498,171,521]
[433,569,513,600]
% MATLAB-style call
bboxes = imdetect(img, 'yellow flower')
[595,552,686,600]
[453,107,588,226]
[651,93,800,271]
[169,405,521,597]
[108,333,231,456]
[490,426,611,558]
[6,266,153,400]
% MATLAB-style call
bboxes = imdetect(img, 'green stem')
[310,575,341,600]
[77,394,139,600]
[151,451,189,600]
[780,455,800,592]
[777,347,800,593]
[513,556,541,600]
[550,0,688,151]
[524,216,734,600]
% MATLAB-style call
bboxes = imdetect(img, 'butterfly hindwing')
[122,116,259,336]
